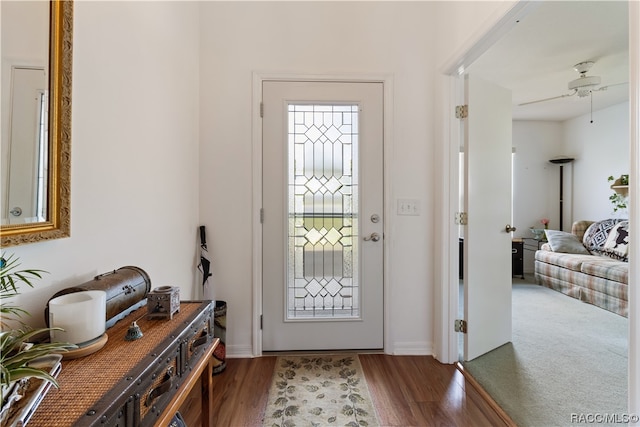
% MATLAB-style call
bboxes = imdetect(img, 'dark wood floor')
[200,354,513,427]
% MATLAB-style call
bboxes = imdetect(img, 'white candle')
[49,290,106,345]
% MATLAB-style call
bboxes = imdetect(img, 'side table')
[523,238,546,252]
[512,239,524,279]
[522,238,546,278]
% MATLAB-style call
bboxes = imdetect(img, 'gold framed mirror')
[1,0,72,247]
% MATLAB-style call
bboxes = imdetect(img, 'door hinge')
[260,208,264,223]
[260,314,263,330]
[455,105,468,119]
[455,212,468,225]
[260,102,264,118]
[454,319,467,333]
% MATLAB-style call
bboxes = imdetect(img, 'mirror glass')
[1,0,72,247]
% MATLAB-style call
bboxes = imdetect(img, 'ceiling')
[466,1,629,122]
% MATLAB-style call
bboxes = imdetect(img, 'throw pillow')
[603,220,629,261]
[545,229,591,254]
[583,219,625,255]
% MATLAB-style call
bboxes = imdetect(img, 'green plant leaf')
[0,329,76,367]
[0,254,46,286]
[3,344,74,370]
[0,255,72,399]
[6,366,59,388]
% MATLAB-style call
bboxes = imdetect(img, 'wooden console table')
[155,336,219,426]
[28,302,219,427]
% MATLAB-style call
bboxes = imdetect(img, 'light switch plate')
[397,199,420,216]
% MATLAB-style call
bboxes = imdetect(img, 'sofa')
[534,219,629,317]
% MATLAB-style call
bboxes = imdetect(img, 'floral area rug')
[262,354,380,427]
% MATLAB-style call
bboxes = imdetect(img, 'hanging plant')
[607,175,628,212]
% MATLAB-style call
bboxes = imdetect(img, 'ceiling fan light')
[568,75,601,91]
[573,61,595,74]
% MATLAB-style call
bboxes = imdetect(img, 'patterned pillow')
[583,219,625,255]
[603,221,629,261]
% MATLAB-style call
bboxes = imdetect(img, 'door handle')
[10,207,22,217]
[364,232,381,242]
[505,224,516,233]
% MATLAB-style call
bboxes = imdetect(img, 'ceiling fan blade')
[518,90,577,106]
[594,82,629,92]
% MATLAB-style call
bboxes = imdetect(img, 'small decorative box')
[147,286,180,320]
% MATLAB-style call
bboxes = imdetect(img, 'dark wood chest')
[46,266,152,328]
[29,301,216,427]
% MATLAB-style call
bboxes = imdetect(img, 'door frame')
[434,0,640,415]
[434,0,536,366]
[251,72,394,356]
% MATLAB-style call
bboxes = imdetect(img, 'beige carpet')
[463,283,628,426]
[262,354,380,427]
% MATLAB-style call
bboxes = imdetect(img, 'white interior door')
[4,67,47,224]
[262,80,383,351]
[463,75,513,361]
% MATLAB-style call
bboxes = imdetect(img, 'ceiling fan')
[518,61,627,106]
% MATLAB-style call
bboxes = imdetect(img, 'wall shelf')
[611,182,629,195]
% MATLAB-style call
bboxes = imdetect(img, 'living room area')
[454,2,631,425]
[456,104,631,425]
[492,103,631,426]
[458,103,631,422]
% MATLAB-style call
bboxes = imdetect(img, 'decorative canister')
[147,285,180,320]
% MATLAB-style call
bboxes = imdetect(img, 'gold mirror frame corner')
[1,0,72,248]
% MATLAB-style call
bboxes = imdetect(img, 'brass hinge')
[455,212,468,225]
[260,102,264,118]
[455,105,468,119]
[454,319,467,333]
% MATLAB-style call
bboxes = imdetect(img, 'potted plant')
[0,254,76,418]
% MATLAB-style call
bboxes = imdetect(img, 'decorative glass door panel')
[287,104,360,320]
[262,80,382,351]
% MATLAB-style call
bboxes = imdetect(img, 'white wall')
[512,121,563,237]
[565,102,630,221]
[199,1,436,356]
[5,1,201,327]
[512,121,563,273]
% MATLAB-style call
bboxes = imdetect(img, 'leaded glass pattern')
[287,104,359,319]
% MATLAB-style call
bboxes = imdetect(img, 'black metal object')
[549,157,575,231]
[512,240,524,279]
[198,226,212,287]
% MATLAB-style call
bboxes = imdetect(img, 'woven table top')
[28,302,203,426]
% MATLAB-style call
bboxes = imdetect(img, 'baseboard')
[392,341,433,355]
[227,342,433,357]
[226,344,254,358]
[456,362,517,427]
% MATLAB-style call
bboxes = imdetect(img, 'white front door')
[262,80,384,351]
[463,75,513,361]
